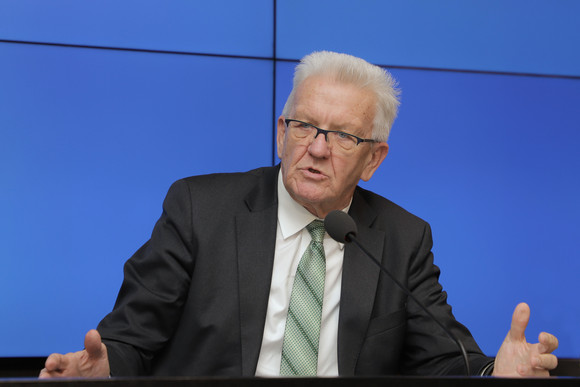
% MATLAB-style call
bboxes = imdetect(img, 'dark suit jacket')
[98,165,492,376]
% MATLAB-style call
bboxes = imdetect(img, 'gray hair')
[281,51,400,142]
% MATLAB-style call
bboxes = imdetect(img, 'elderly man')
[40,51,558,378]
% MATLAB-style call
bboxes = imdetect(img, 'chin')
[294,191,325,205]
[292,181,327,200]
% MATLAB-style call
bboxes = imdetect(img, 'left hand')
[493,303,558,377]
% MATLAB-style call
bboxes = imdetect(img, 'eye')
[336,132,357,144]
[332,132,358,149]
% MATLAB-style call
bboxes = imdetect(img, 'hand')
[493,303,558,377]
[39,329,110,379]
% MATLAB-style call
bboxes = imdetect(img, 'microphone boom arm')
[347,232,472,376]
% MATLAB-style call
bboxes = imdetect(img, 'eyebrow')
[294,116,357,134]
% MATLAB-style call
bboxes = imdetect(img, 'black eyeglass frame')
[284,119,379,146]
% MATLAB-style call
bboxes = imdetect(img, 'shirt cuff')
[479,360,495,376]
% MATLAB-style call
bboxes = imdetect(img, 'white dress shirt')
[255,173,348,376]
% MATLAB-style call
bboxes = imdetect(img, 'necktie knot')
[306,220,325,244]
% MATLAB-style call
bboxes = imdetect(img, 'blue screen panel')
[0,0,272,57]
[277,0,580,77]
[0,42,273,356]
[275,61,580,357]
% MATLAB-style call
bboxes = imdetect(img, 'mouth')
[301,166,326,180]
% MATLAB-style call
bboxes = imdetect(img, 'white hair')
[282,51,400,142]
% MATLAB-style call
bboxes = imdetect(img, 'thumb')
[84,329,104,359]
[508,302,530,342]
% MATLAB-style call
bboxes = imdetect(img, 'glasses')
[285,119,378,152]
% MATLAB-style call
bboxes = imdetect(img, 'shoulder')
[170,166,275,195]
[353,185,431,237]
[163,166,278,213]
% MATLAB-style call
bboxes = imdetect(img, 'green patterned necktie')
[280,220,326,376]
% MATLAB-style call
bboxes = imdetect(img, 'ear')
[360,142,389,182]
[276,115,287,159]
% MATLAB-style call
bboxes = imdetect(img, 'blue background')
[1,0,579,359]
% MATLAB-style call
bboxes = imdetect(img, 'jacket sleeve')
[399,222,493,375]
[97,179,196,376]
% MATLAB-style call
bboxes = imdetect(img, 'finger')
[38,367,62,379]
[84,329,104,359]
[508,302,530,342]
[44,353,67,372]
[538,332,559,353]
[533,353,558,371]
[517,362,550,377]
[517,363,531,376]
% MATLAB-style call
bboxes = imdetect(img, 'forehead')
[292,76,376,132]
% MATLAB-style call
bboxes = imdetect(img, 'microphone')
[324,210,472,376]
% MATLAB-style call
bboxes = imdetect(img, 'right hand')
[39,329,110,378]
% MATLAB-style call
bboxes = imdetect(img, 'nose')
[308,131,331,158]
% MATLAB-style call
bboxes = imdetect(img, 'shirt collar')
[277,171,351,248]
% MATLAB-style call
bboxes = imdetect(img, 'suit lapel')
[236,166,279,376]
[338,188,385,375]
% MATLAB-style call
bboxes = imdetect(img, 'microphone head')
[324,210,357,243]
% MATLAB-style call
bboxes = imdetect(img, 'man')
[40,51,558,378]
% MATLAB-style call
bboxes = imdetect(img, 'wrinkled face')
[277,76,389,218]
